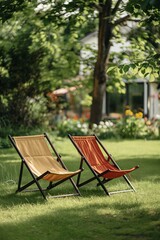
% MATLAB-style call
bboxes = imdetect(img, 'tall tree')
[0,2,80,127]
[1,0,159,125]
[39,0,159,125]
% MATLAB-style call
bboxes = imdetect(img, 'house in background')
[80,31,160,120]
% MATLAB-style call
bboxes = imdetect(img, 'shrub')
[56,119,115,138]
[116,116,153,139]
[56,117,156,140]
[90,121,116,139]
[0,116,51,149]
[56,119,88,137]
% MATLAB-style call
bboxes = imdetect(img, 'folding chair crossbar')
[68,134,139,196]
[47,173,80,190]
[109,189,134,195]
[15,169,50,193]
[47,193,80,198]
[9,133,82,200]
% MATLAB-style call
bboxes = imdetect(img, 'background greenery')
[0,0,159,129]
[1,115,159,149]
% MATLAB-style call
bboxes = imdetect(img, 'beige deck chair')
[9,133,82,199]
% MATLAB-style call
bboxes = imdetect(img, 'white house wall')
[79,32,98,75]
[149,83,160,119]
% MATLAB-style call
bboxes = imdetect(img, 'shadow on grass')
[0,183,82,207]
[0,155,160,208]
[0,182,121,208]
[1,198,160,240]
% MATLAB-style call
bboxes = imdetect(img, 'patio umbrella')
[53,88,68,96]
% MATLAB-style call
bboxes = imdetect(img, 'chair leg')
[16,161,24,192]
[47,176,81,197]
[123,175,136,192]
[16,178,47,200]
[16,167,47,200]
[77,158,83,186]
[69,178,81,196]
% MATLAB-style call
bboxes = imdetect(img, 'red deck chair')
[9,133,82,199]
[68,135,139,195]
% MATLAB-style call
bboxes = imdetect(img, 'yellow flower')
[125,109,133,116]
[135,112,143,118]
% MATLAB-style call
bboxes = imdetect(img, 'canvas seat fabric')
[14,135,81,181]
[71,136,138,179]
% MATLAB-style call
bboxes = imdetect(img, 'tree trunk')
[90,0,112,126]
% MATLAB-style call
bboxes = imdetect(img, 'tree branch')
[127,18,141,22]
[93,3,103,12]
[112,0,123,15]
[113,14,130,26]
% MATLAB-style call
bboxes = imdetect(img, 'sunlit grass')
[0,138,160,240]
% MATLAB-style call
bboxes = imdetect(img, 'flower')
[135,112,143,118]
[125,109,133,116]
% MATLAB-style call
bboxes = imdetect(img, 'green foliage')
[91,121,116,139]
[80,95,92,107]
[0,0,160,128]
[0,0,26,22]
[107,66,126,94]
[108,14,160,83]
[116,116,152,139]
[56,119,88,137]
[0,113,51,149]
[122,0,160,80]
[0,1,82,128]
[0,10,50,126]
[126,0,160,14]
[56,117,157,140]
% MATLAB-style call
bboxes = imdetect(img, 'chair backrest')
[71,136,109,168]
[13,135,56,176]
[13,135,52,158]
[70,135,139,180]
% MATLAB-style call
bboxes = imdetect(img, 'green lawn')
[0,137,160,240]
